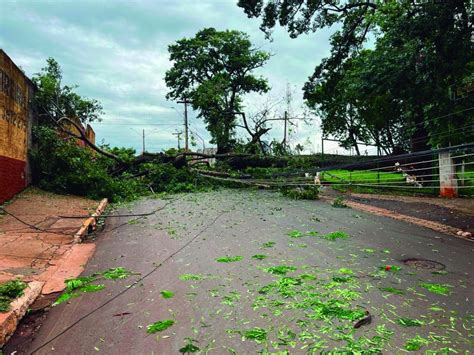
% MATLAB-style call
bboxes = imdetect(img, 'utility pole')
[142,129,145,154]
[283,111,288,148]
[177,98,191,151]
[172,130,183,150]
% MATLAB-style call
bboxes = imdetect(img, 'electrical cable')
[0,207,75,236]
[29,198,231,354]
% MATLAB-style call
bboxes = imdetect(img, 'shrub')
[30,126,146,202]
[280,185,319,200]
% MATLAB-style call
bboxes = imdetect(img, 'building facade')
[0,49,36,203]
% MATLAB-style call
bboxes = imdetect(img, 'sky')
[1,0,359,154]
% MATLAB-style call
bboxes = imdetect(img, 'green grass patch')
[322,169,404,184]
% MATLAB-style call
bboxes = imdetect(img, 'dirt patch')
[348,196,474,234]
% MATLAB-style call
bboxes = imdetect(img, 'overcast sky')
[1,0,357,154]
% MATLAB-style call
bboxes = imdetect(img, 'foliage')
[165,28,270,153]
[30,126,147,202]
[419,282,452,296]
[32,58,103,125]
[239,1,473,151]
[280,185,319,200]
[321,231,349,241]
[216,256,243,263]
[146,320,175,333]
[160,290,175,299]
[0,279,27,312]
[252,254,267,260]
[30,126,211,201]
[144,163,208,194]
[397,317,424,327]
[53,267,135,306]
[332,196,348,208]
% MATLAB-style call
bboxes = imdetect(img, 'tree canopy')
[239,0,473,152]
[165,28,270,153]
[32,58,103,126]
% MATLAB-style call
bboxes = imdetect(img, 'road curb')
[0,198,108,347]
[74,198,108,243]
[321,196,474,242]
[0,281,44,346]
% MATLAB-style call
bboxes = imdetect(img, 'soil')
[323,188,474,234]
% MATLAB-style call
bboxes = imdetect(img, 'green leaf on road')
[146,319,175,333]
[216,256,243,263]
[160,290,174,299]
[419,282,452,295]
[287,230,304,238]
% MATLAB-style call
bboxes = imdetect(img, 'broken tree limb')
[57,117,124,164]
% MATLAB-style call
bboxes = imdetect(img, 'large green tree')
[32,58,103,125]
[165,28,270,153]
[239,0,473,151]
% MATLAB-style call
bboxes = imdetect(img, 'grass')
[0,279,27,312]
[322,169,405,184]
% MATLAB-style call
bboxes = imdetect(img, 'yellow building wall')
[0,50,29,162]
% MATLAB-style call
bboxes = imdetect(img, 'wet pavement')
[5,189,474,354]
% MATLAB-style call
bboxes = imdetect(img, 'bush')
[30,126,146,202]
[144,163,212,193]
[280,185,319,200]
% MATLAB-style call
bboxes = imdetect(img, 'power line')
[30,196,229,354]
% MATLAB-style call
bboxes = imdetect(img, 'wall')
[0,49,35,203]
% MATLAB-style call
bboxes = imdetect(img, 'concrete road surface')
[6,189,474,354]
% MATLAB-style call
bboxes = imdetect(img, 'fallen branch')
[57,117,124,164]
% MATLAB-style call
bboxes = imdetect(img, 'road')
[6,189,474,354]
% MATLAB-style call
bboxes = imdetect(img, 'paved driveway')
[6,189,474,354]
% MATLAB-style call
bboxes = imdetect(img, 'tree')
[32,58,103,125]
[165,28,270,153]
[240,0,473,150]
